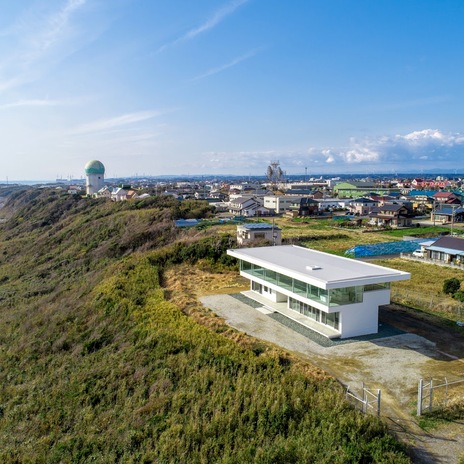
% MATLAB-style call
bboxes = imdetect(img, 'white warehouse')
[227,245,410,339]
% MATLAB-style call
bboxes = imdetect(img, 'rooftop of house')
[299,197,318,205]
[334,182,379,189]
[238,223,281,230]
[427,236,464,253]
[408,190,436,197]
[371,204,407,213]
[230,196,257,205]
[284,189,313,195]
[227,245,410,289]
[369,195,394,201]
[434,206,464,215]
[352,197,377,203]
[433,191,456,197]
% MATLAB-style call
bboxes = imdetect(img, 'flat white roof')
[227,245,410,289]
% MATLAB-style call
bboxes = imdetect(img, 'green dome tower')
[85,160,105,195]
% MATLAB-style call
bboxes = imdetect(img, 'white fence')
[346,384,381,416]
[391,287,464,319]
[346,377,464,418]
[417,377,464,416]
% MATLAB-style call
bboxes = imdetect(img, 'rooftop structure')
[84,160,105,175]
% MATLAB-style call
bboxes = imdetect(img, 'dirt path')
[200,294,464,464]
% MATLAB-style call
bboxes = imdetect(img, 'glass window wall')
[266,269,278,286]
[252,281,261,292]
[293,279,307,297]
[278,274,293,291]
[241,260,363,307]
[364,282,390,292]
[289,297,338,330]
[329,286,363,306]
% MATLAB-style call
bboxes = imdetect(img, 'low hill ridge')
[0,190,410,463]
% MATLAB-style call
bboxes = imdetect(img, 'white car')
[412,249,424,258]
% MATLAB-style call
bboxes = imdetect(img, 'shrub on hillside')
[443,277,461,295]
[453,290,464,302]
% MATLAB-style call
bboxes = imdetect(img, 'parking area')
[200,293,457,397]
[200,292,464,464]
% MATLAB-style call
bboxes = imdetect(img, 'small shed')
[237,223,282,246]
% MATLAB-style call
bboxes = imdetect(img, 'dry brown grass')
[163,263,332,381]
[378,258,464,293]
[259,217,401,254]
[376,258,464,320]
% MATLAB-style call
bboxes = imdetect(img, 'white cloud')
[184,0,248,40]
[0,97,79,109]
[0,0,101,92]
[200,129,464,173]
[70,110,161,135]
[157,0,248,52]
[403,128,446,143]
[192,48,261,80]
[27,0,87,58]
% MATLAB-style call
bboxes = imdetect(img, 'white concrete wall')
[263,196,277,212]
[337,289,390,338]
[339,304,377,338]
[274,290,287,302]
[264,196,301,213]
[237,228,282,245]
[277,196,301,213]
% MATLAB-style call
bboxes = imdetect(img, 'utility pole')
[272,218,276,246]
[271,218,279,246]
[432,199,436,226]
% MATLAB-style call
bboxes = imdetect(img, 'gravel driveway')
[200,293,464,464]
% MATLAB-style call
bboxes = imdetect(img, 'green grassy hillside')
[0,190,409,463]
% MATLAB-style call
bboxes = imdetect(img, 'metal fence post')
[417,379,423,416]
[429,378,433,413]
[445,378,448,408]
[377,389,381,416]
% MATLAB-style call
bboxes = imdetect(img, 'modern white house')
[227,245,410,339]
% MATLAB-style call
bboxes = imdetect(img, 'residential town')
[42,163,464,228]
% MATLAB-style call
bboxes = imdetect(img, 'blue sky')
[1,0,464,180]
